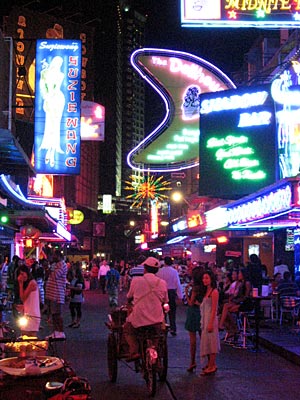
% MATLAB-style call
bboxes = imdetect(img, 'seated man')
[123,257,169,361]
[277,271,300,299]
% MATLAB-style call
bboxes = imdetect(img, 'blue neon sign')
[34,39,81,175]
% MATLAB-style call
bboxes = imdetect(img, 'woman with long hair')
[200,269,220,376]
[185,265,205,373]
[17,265,41,337]
[219,268,252,336]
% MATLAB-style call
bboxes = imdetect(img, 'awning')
[0,129,35,175]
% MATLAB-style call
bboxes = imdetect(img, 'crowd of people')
[1,251,300,377]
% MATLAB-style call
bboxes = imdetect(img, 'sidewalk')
[259,320,300,365]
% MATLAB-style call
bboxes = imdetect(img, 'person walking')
[68,265,85,328]
[157,256,182,336]
[89,261,99,290]
[200,269,220,376]
[105,262,120,309]
[98,260,110,294]
[45,250,67,339]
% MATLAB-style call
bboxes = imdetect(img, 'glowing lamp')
[0,214,9,224]
[217,236,228,244]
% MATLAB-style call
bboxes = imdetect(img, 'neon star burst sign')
[181,0,300,28]
[128,48,235,173]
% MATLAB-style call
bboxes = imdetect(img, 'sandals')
[200,367,218,376]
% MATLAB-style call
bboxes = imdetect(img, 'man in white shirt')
[123,257,169,361]
[156,256,182,336]
[98,260,110,294]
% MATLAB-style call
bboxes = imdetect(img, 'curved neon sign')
[127,48,235,172]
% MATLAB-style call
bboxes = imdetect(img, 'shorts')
[49,301,63,315]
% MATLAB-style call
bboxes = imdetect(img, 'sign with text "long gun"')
[34,39,81,175]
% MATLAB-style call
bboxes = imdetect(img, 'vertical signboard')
[271,62,300,179]
[34,39,81,175]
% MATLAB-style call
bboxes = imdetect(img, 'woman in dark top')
[185,266,205,372]
[219,268,252,337]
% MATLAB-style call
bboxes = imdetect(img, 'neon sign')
[34,39,81,175]
[181,0,300,28]
[128,48,235,172]
[271,66,300,179]
[205,183,293,230]
[199,84,277,198]
[226,184,292,225]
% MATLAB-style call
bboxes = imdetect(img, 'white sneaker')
[46,331,66,340]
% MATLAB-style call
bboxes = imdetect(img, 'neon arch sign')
[127,48,235,173]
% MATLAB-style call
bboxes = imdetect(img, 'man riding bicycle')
[123,257,169,362]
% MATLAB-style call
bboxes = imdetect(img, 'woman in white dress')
[200,269,220,376]
[17,265,41,337]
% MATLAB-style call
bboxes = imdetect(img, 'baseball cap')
[142,257,160,268]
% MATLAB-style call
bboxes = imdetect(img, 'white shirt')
[156,266,183,299]
[127,273,168,328]
[98,264,110,278]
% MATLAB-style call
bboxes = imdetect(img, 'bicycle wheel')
[144,348,157,397]
[158,336,168,382]
[107,333,118,382]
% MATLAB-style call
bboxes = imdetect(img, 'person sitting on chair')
[123,257,169,362]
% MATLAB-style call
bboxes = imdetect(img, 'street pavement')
[3,289,300,399]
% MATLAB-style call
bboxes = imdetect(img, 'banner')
[34,39,81,174]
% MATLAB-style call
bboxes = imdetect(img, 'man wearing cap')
[157,256,182,336]
[123,256,169,361]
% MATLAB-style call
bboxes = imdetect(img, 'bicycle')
[106,306,169,397]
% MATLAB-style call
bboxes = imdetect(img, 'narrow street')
[40,289,300,400]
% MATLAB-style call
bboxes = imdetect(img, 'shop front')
[205,177,300,275]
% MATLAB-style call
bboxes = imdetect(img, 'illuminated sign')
[205,182,293,231]
[128,48,235,172]
[199,84,277,198]
[181,0,300,28]
[150,200,159,239]
[81,100,105,141]
[271,65,300,179]
[172,217,188,232]
[56,221,71,241]
[68,209,84,225]
[34,39,81,175]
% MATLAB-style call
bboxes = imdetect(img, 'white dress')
[24,283,41,333]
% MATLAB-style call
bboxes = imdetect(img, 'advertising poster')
[199,84,277,198]
[34,39,81,175]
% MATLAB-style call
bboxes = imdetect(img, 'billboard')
[199,84,277,199]
[181,0,300,28]
[271,61,300,179]
[34,39,81,175]
[81,100,105,141]
[128,48,235,173]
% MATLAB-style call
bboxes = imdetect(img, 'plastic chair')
[279,296,300,325]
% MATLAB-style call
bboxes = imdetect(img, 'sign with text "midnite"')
[181,0,300,28]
